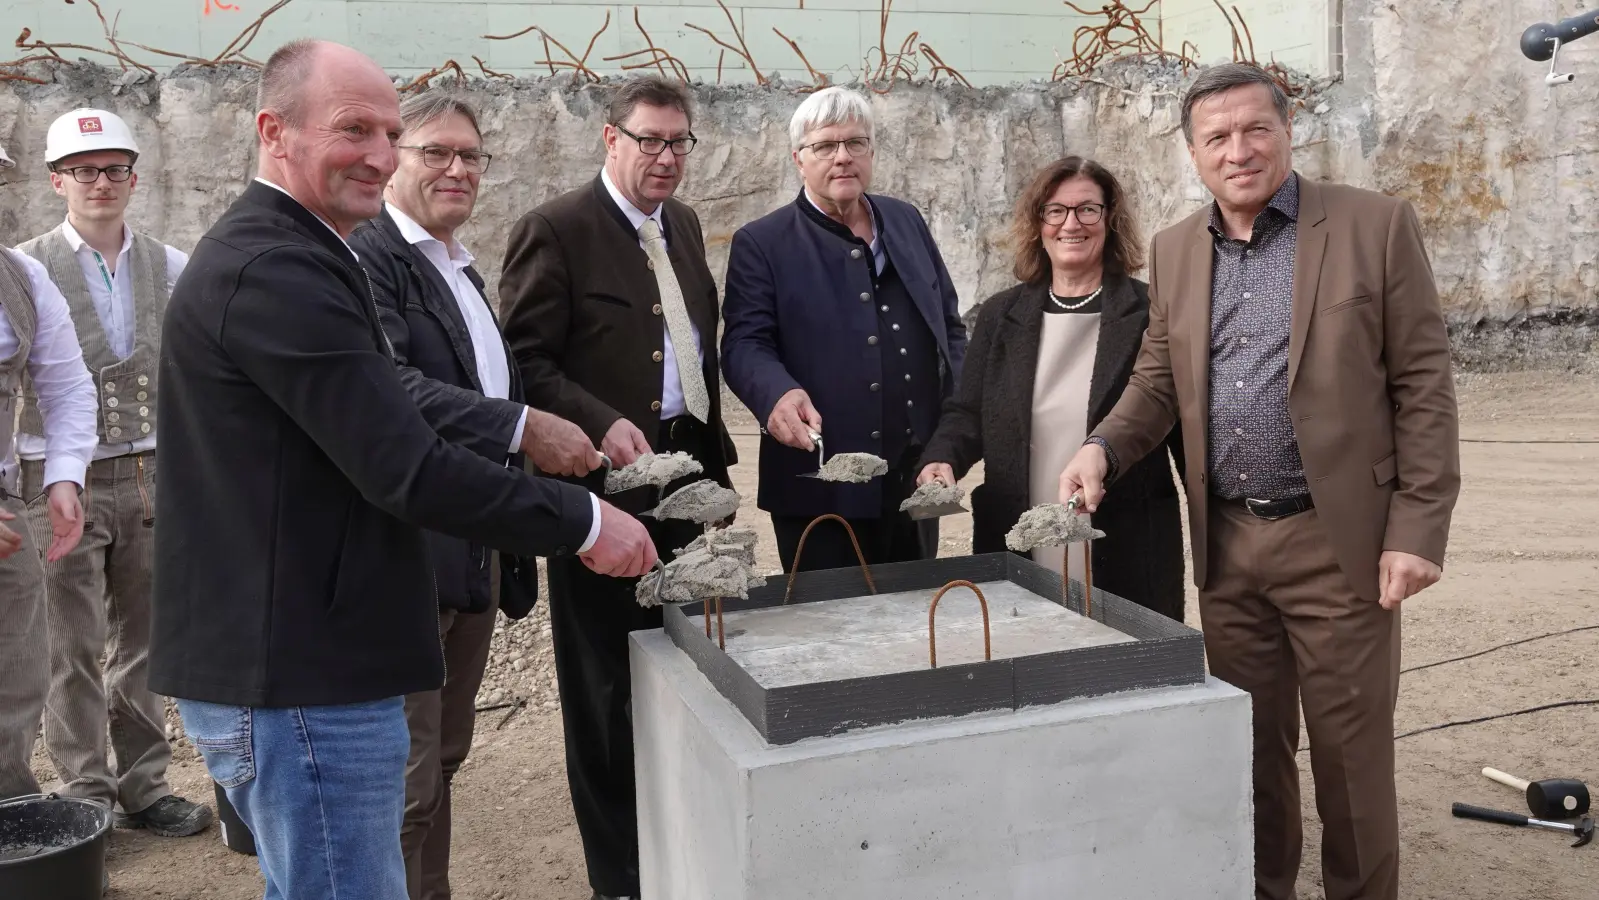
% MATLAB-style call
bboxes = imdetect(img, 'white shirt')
[15,219,187,463]
[0,249,99,490]
[803,188,884,275]
[384,206,600,553]
[599,167,704,420]
[386,204,527,453]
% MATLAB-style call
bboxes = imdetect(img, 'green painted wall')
[1,0,1336,84]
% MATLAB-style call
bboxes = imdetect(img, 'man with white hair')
[0,137,98,804]
[722,86,966,571]
[14,106,212,839]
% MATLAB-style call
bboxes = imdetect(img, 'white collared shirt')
[386,205,599,553]
[803,187,884,275]
[599,167,704,421]
[1,248,99,489]
[386,203,527,453]
[15,219,186,463]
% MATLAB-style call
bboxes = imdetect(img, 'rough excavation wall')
[1,0,1594,370]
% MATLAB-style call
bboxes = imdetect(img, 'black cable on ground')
[1401,624,1599,675]
[1287,623,1599,754]
[1393,700,1599,741]
[1297,699,1599,755]
[1460,438,1599,443]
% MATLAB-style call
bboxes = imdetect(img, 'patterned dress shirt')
[1205,172,1308,500]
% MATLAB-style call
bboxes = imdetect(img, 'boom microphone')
[1522,11,1599,61]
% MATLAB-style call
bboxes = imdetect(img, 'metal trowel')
[796,431,828,479]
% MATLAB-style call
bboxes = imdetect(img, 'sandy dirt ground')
[45,370,1598,899]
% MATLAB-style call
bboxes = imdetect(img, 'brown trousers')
[1203,501,1401,900]
[0,493,49,800]
[401,603,498,900]
[20,454,170,814]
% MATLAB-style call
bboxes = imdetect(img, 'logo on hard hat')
[78,117,103,135]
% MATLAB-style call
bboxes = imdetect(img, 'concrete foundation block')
[632,630,1254,900]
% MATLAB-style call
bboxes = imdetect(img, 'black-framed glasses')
[397,144,492,174]
[613,124,697,157]
[799,137,871,160]
[1040,202,1105,226]
[55,164,133,184]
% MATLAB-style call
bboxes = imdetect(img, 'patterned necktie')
[638,217,709,423]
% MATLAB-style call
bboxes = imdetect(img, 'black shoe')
[592,894,638,900]
[114,794,215,837]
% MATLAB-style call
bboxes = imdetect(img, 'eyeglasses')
[55,164,133,184]
[397,145,492,174]
[799,137,871,160]
[613,124,698,157]
[1039,202,1105,226]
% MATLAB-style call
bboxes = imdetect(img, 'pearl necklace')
[1048,283,1103,311]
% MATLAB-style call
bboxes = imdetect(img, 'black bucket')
[212,780,256,856]
[0,793,112,900]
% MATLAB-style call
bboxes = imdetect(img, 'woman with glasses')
[917,156,1185,622]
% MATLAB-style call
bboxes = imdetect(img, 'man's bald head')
[258,39,395,126]
[257,38,323,126]
[254,39,401,236]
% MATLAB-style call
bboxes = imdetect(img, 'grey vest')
[0,250,38,474]
[15,226,167,445]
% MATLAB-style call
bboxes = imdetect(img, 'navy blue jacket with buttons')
[721,192,967,519]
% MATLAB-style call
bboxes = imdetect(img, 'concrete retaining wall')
[3,0,1597,369]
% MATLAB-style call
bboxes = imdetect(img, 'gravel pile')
[477,596,563,713]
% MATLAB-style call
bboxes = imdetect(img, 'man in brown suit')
[499,74,735,900]
[1059,63,1460,900]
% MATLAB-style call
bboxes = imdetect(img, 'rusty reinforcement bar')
[1063,542,1095,620]
[782,513,877,605]
[927,579,991,668]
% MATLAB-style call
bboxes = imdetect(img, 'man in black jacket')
[350,90,601,900]
[150,40,655,900]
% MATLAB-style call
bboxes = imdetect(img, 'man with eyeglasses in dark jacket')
[350,89,605,900]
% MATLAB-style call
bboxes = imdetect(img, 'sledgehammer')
[1482,767,1591,819]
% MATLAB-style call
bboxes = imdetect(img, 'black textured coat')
[350,209,541,620]
[150,183,594,708]
[919,274,1187,620]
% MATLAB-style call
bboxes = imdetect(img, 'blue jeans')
[177,697,410,900]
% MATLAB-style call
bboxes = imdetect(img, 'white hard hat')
[0,141,13,169]
[45,108,139,167]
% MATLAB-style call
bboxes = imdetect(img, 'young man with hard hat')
[0,138,99,806]
[13,107,213,837]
